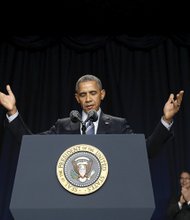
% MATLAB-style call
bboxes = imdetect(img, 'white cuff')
[6,111,19,122]
[161,116,173,130]
[178,201,182,209]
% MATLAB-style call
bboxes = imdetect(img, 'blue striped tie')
[86,121,95,135]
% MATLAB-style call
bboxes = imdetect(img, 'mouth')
[85,105,94,111]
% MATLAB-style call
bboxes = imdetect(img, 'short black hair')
[75,74,102,92]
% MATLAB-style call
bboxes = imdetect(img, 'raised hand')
[163,90,184,123]
[0,85,17,115]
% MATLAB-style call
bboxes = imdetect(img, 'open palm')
[0,85,16,112]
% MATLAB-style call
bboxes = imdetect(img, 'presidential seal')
[56,144,109,195]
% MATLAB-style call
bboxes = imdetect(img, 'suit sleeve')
[146,121,173,158]
[5,115,69,144]
[166,196,181,220]
[5,115,32,144]
[4,115,59,144]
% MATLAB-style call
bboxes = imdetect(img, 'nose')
[85,93,92,102]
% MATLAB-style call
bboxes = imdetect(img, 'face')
[180,172,190,189]
[75,80,105,113]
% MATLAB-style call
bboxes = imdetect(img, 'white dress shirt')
[81,108,101,134]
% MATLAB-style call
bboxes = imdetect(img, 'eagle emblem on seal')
[71,156,95,182]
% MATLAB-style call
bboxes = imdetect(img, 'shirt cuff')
[6,111,19,122]
[178,201,182,209]
[161,116,173,130]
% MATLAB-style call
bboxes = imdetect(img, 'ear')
[101,89,106,100]
[75,93,80,103]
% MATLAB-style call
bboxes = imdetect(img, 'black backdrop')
[0,34,190,220]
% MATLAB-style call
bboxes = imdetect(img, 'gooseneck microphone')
[84,109,98,123]
[69,109,98,134]
[70,110,82,123]
[70,110,86,134]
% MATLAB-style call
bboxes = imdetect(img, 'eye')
[90,91,97,95]
[79,93,86,97]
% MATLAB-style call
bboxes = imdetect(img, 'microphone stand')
[70,109,97,135]
[81,122,86,135]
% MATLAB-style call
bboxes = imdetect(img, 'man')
[0,74,184,158]
[167,171,190,220]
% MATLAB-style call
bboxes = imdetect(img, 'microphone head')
[70,110,82,123]
[87,109,98,122]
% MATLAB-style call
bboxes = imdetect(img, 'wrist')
[7,106,17,116]
[162,115,173,124]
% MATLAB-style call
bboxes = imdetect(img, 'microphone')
[84,109,98,123]
[70,110,82,123]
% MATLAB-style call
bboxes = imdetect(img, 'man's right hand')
[0,85,17,116]
[179,194,186,204]
[181,187,190,203]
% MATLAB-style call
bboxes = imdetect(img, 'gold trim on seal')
[56,144,109,195]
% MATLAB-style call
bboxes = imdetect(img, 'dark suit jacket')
[6,112,173,159]
[167,196,190,220]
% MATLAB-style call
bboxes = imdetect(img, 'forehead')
[78,81,100,91]
[181,172,190,177]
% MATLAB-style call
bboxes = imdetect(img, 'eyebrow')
[79,90,97,95]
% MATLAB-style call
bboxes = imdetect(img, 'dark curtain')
[0,34,190,220]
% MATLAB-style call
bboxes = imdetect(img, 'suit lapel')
[97,113,111,134]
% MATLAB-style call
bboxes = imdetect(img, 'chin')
[86,108,96,112]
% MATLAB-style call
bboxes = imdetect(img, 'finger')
[177,91,184,99]
[6,85,14,96]
[176,91,184,105]
[168,93,174,103]
[168,93,174,101]
[178,90,184,101]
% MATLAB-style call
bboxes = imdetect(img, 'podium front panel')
[10,134,155,220]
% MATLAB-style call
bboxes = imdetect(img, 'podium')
[10,134,155,220]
